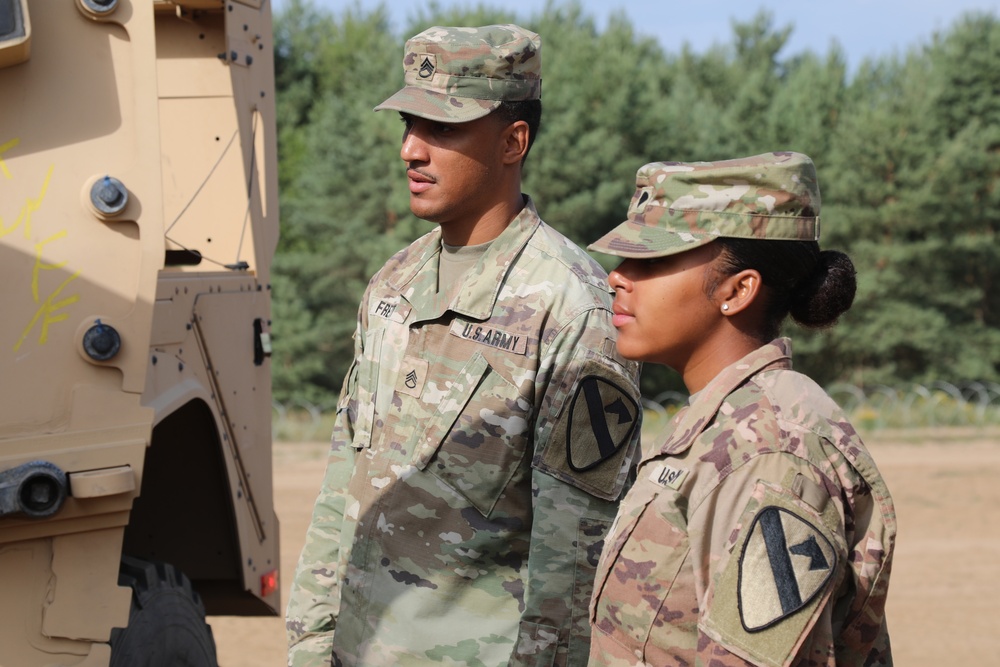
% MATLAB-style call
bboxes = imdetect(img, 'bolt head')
[83,323,122,361]
[89,176,128,216]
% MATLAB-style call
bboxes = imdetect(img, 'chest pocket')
[412,351,532,517]
[591,489,692,652]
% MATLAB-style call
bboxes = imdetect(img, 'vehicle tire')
[109,555,218,667]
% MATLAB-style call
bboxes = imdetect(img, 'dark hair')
[710,238,857,342]
[493,99,542,162]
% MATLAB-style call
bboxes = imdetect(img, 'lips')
[407,168,435,194]
[612,304,634,328]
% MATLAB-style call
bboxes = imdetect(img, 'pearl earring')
[722,304,730,312]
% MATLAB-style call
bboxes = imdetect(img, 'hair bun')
[789,250,857,328]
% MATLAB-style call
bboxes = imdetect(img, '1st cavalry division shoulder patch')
[536,360,640,500]
[564,374,638,472]
[701,493,841,667]
[737,506,837,632]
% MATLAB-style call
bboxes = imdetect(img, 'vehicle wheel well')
[121,399,241,613]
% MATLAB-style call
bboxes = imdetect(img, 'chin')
[614,340,645,364]
[618,342,671,367]
[409,202,444,224]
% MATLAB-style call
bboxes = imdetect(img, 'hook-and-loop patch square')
[700,481,843,667]
[535,359,640,501]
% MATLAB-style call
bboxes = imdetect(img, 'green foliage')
[270,1,1000,404]
[271,1,420,401]
[527,4,674,247]
[807,12,1000,386]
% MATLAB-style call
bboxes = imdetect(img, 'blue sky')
[275,0,998,71]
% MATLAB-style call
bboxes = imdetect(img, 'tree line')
[270,0,1000,404]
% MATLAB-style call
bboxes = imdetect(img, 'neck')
[441,189,525,246]
[680,330,760,394]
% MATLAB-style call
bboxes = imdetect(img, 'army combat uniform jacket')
[288,199,642,667]
[589,339,895,667]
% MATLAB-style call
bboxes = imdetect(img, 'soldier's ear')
[718,269,762,316]
[500,120,530,166]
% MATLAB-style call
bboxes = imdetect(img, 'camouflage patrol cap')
[589,152,821,259]
[374,24,541,123]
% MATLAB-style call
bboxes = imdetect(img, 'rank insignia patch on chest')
[737,506,837,632]
[396,356,429,398]
[565,375,639,471]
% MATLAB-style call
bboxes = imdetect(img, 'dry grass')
[209,430,1000,666]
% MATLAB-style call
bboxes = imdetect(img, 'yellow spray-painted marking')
[30,231,70,302]
[1,163,53,239]
[0,137,19,179]
[3,161,82,352]
[15,272,82,352]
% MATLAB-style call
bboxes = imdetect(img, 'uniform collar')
[394,196,541,322]
[657,338,793,456]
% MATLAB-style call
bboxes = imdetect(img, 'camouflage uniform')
[287,25,642,667]
[586,154,896,666]
[286,202,641,667]
[587,340,895,666]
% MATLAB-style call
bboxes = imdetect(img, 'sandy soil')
[209,430,1000,666]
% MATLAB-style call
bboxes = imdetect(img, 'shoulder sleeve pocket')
[510,620,559,667]
[534,348,641,501]
[700,481,846,667]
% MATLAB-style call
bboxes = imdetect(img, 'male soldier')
[286,24,642,667]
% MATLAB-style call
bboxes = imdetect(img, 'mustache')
[406,165,436,182]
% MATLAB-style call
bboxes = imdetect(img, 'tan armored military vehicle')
[1,1,280,664]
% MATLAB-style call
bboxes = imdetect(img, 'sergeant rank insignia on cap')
[418,56,434,79]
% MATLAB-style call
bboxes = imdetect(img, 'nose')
[608,263,633,292]
[400,123,427,163]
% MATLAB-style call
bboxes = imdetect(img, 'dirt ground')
[210,430,1000,666]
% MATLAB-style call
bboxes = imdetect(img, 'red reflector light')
[261,568,278,598]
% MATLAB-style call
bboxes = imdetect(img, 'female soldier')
[586,152,895,667]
